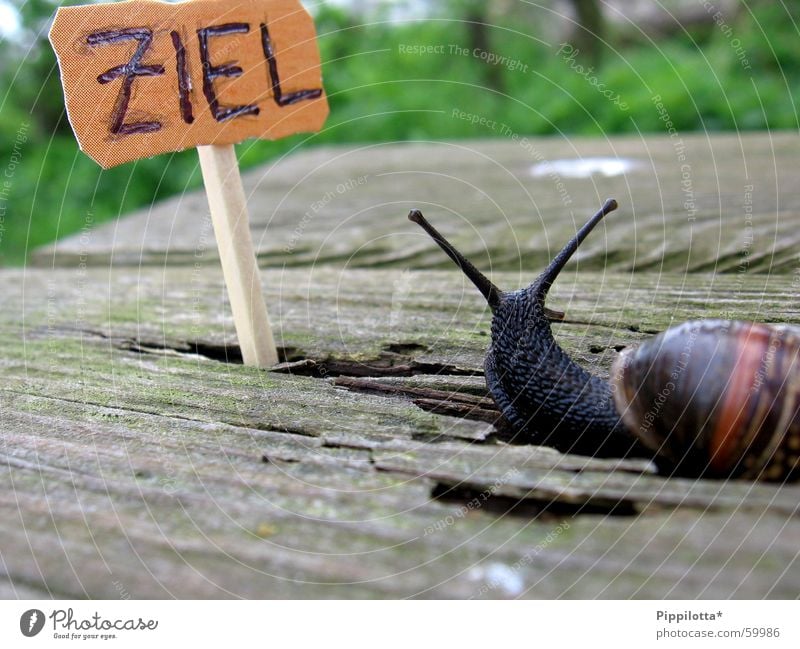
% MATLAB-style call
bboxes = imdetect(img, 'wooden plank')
[2,391,798,598]
[32,132,800,274]
[1,266,799,597]
[0,577,56,599]
[7,266,800,376]
[2,474,797,598]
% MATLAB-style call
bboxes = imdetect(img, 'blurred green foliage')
[0,0,799,264]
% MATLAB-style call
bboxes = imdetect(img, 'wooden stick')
[197,144,278,367]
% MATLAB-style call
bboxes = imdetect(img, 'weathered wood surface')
[8,132,800,598]
[33,132,800,274]
[2,265,800,598]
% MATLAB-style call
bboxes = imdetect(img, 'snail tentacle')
[408,209,503,309]
[532,198,618,301]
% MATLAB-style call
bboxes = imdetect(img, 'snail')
[409,199,800,482]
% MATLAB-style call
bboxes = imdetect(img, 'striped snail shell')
[409,200,800,482]
[612,320,800,481]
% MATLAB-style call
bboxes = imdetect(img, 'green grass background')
[0,1,798,264]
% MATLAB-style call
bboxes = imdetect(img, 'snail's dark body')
[486,288,638,457]
[409,201,800,482]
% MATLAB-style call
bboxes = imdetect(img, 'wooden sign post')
[49,0,329,367]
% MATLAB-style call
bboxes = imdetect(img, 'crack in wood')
[555,318,660,335]
[114,334,483,378]
[412,397,502,425]
[332,376,510,437]
[431,482,639,519]
[276,355,482,378]
[332,377,494,407]
[588,343,628,354]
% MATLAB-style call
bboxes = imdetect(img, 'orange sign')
[49,0,328,168]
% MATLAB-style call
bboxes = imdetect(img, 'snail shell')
[612,320,800,482]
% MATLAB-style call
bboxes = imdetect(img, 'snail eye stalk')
[408,209,503,310]
[408,209,565,320]
[531,198,618,304]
